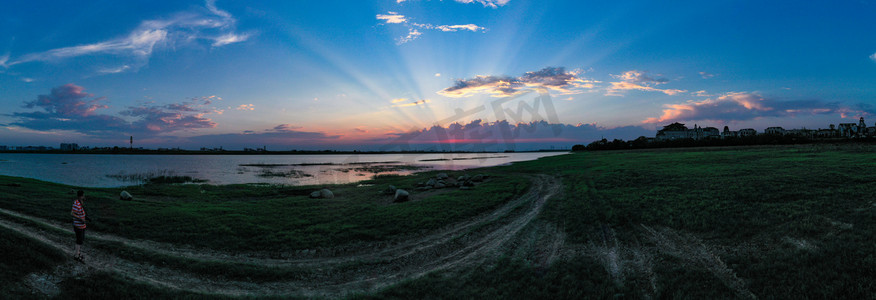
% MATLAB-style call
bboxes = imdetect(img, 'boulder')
[434,183,446,189]
[457,175,469,182]
[393,189,410,202]
[436,173,449,180]
[462,180,475,187]
[310,189,335,199]
[119,190,133,200]
[472,174,485,182]
[426,178,437,187]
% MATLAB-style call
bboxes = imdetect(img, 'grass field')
[2,144,874,298]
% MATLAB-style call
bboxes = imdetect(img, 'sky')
[2,0,876,151]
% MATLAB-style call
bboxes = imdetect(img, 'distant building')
[60,143,79,151]
[738,128,757,137]
[656,123,719,141]
[0,146,7,151]
[764,127,786,135]
[837,117,868,138]
[722,126,738,138]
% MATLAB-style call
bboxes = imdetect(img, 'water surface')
[0,152,566,187]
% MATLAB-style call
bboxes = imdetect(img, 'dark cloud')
[121,105,216,133]
[9,84,217,137]
[438,67,595,98]
[371,119,651,151]
[183,126,341,149]
[643,92,844,124]
[269,124,302,132]
[23,84,108,117]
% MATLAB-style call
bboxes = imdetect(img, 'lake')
[0,152,567,187]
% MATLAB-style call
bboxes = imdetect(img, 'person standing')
[71,190,87,261]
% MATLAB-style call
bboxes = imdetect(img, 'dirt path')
[2,174,562,298]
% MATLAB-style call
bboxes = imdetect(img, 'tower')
[130,136,133,150]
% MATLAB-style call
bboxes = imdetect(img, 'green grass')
[0,226,67,297]
[0,169,526,252]
[2,144,875,298]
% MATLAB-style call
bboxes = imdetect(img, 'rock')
[310,189,334,199]
[460,186,472,190]
[472,174,485,182]
[415,186,432,191]
[384,185,398,195]
[436,173,449,180]
[426,178,437,187]
[463,180,475,187]
[393,189,410,202]
[434,183,446,189]
[457,175,469,182]
[119,190,133,200]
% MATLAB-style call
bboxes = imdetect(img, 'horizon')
[2,1,876,150]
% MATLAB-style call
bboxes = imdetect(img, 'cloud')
[9,84,218,137]
[391,98,409,103]
[4,0,250,73]
[420,24,486,32]
[98,65,131,74]
[699,71,716,79]
[377,11,487,44]
[454,0,510,8]
[370,119,651,152]
[612,70,668,84]
[377,12,407,24]
[269,124,302,132]
[235,104,255,111]
[212,33,251,47]
[392,99,430,107]
[397,28,423,44]
[642,92,843,124]
[184,126,341,149]
[607,82,685,96]
[607,70,685,96]
[121,105,216,133]
[435,73,441,77]
[22,84,108,117]
[438,67,597,98]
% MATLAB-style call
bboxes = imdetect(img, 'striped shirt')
[72,198,86,229]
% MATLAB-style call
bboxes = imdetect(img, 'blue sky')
[2,0,875,150]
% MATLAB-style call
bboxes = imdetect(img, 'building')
[60,143,79,151]
[764,127,786,135]
[656,123,720,141]
[738,128,757,137]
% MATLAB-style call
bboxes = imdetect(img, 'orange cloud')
[642,92,842,124]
